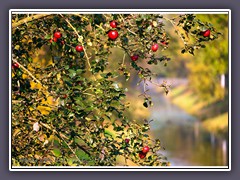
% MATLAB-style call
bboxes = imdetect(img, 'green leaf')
[44,34,52,40]
[65,65,69,70]
[113,126,124,132]
[69,69,76,78]
[76,149,91,160]
[75,100,84,106]
[52,42,57,46]
[104,129,114,137]
[53,139,61,146]
[52,148,61,157]
[73,85,83,90]
[67,158,74,166]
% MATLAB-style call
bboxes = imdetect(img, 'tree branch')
[12,14,50,29]
[163,17,186,45]
[59,14,97,81]
[39,121,90,164]
[12,58,45,87]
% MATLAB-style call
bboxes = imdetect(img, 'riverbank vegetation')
[154,14,229,137]
[167,84,228,136]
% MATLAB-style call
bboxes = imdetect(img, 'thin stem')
[122,53,126,66]
[117,45,131,58]
[39,103,58,109]
[163,17,186,45]
[147,80,162,87]
[39,122,83,164]
[12,14,50,29]
[119,14,137,36]
[83,92,95,97]
[127,28,137,36]
[95,24,105,32]
[59,14,96,81]
[72,14,89,22]
[119,14,126,23]
[12,100,25,104]
[143,78,146,93]
[12,59,46,88]
[125,155,127,166]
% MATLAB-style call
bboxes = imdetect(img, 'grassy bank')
[166,84,228,135]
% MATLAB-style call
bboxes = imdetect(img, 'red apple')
[131,55,139,61]
[110,20,117,28]
[76,45,84,52]
[54,31,62,39]
[12,63,19,69]
[108,30,118,40]
[125,138,130,144]
[142,146,150,154]
[151,44,159,52]
[139,151,146,159]
[202,29,210,37]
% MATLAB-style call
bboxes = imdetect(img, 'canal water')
[142,80,228,166]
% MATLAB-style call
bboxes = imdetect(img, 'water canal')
[143,80,228,166]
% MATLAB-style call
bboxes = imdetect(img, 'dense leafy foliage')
[11,13,220,166]
[186,14,228,101]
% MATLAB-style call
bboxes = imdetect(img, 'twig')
[163,17,186,45]
[117,45,131,58]
[127,28,137,36]
[12,58,46,88]
[59,14,96,81]
[122,53,126,66]
[39,103,58,109]
[39,122,83,164]
[119,14,126,24]
[12,100,25,104]
[95,24,105,32]
[143,78,146,93]
[83,92,95,97]
[12,14,50,29]
[147,80,162,87]
[119,14,137,36]
[72,14,89,22]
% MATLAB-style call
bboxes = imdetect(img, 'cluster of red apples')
[48,21,211,64]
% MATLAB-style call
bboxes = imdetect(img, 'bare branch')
[12,14,50,29]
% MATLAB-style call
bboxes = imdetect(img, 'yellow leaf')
[13,129,21,137]
[22,74,28,79]
[30,81,42,89]
[37,105,51,115]
[57,73,61,81]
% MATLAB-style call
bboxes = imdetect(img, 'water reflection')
[145,82,228,166]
